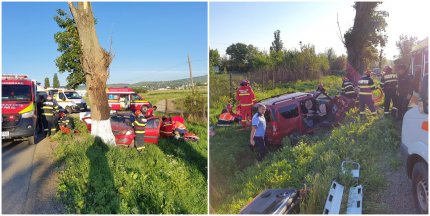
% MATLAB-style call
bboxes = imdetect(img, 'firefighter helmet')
[240,80,247,86]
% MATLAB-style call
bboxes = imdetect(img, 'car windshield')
[2,85,32,101]
[64,92,82,99]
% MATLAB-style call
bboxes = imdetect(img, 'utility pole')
[188,53,194,93]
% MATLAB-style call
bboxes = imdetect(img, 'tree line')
[44,73,61,88]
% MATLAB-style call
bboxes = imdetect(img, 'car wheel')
[66,106,73,114]
[412,161,428,214]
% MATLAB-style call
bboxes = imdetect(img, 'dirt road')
[2,134,64,214]
[155,98,183,114]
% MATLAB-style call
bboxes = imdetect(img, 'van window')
[108,94,119,100]
[59,93,66,100]
[132,94,142,101]
[64,91,82,99]
[279,104,299,119]
[145,118,160,129]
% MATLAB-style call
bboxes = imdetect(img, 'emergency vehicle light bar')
[2,74,29,80]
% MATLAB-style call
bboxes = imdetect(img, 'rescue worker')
[358,70,377,117]
[58,111,73,134]
[41,95,59,136]
[236,79,256,127]
[145,106,157,118]
[132,112,147,151]
[172,120,187,140]
[380,66,398,115]
[341,77,356,99]
[395,64,413,120]
[160,116,174,137]
[37,95,45,133]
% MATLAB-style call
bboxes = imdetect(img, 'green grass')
[53,118,207,214]
[142,88,207,105]
[209,75,400,214]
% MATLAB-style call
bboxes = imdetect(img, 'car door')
[276,102,302,136]
[144,116,162,144]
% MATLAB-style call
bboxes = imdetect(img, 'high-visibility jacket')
[173,121,186,130]
[160,118,174,136]
[132,116,147,134]
[342,80,355,95]
[380,73,398,91]
[41,100,59,117]
[358,75,376,95]
[219,112,235,122]
[236,86,256,108]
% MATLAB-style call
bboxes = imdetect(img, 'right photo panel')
[209,1,429,214]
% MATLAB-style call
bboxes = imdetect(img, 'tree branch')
[336,13,346,46]
[67,2,77,18]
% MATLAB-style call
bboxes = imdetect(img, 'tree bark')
[68,2,115,145]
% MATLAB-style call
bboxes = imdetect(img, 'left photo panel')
[2,2,208,214]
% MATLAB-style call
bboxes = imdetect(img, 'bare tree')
[68,2,115,144]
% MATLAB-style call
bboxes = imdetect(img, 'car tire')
[66,106,73,114]
[412,161,428,214]
[27,135,35,145]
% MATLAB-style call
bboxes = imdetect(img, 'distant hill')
[107,75,207,90]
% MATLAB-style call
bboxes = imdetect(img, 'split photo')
[2,2,207,214]
[209,1,428,214]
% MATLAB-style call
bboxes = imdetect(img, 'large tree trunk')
[68,2,115,145]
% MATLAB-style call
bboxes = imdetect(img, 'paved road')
[2,133,63,214]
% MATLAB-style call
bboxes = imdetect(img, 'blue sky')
[210,1,429,59]
[2,2,208,85]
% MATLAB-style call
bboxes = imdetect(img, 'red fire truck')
[2,75,38,145]
[106,87,151,113]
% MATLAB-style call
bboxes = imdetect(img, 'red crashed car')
[81,116,136,146]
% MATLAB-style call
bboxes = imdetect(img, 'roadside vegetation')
[209,76,399,213]
[53,115,207,213]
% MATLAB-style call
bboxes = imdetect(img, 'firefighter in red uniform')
[160,116,174,137]
[145,106,157,118]
[236,80,256,127]
[132,112,147,151]
[358,70,377,117]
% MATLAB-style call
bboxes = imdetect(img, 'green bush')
[54,118,207,214]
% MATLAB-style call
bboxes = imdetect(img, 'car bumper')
[2,118,35,140]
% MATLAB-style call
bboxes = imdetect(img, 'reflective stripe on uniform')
[135,131,146,134]
[384,79,397,83]
[160,131,173,134]
[51,128,57,131]
[133,121,146,127]
[239,93,250,96]
[359,92,372,95]
[163,123,172,126]
[42,113,54,116]
[241,103,253,106]
[343,85,353,89]
[359,112,366,114]
[345,91,355,94]
[43,106,53,109]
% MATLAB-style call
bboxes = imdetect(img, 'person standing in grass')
[380,66,398,115]
[395,64,413,120]
[358,70,377,118]
[250,103,267,161]
[133,112,147,151]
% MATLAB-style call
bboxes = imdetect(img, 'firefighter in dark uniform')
[358,70,377,117]
[132,112,147,151]
[395,64,413,120]
[380,66,398,115]
[41,95,59,136]
[341,77,356,99]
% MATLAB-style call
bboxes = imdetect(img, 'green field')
[54,116,207,213]
[209,75,400,213]
[141,87,207,105]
